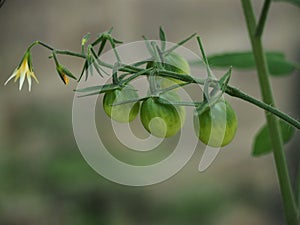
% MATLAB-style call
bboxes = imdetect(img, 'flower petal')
[63,75,69,85]
[19,71,26,90]
[4,69,17,86]
[27,73,32,92]
[30,71,39,83]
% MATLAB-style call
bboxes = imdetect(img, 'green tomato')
[103,86,140,123]
[194,100,238,147]
[140,92,186,138]
[146,52,191,89]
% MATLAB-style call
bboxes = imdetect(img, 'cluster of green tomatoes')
[103,52,238,147]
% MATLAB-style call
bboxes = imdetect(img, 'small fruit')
[146,52,190,89]
[194,100,238,147]
[103,85,140,123]
[140,92,186,138]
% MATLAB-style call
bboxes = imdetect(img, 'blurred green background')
[0,0,299,224]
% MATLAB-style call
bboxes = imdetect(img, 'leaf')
[204,52,296,76]
[273,0,300,7]
[252,120,295,157]
[208,52,280,68]
[268,60,294,76]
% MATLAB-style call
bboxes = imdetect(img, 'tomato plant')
[5,6,300,223]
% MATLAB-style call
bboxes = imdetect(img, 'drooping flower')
[56,65,76,85]
[52,52,76,85]
[4,51,38,91]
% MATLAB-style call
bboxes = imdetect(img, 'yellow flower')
[4,52,38,91]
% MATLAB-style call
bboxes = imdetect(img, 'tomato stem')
[241,0,299,224]
[225,86,300,130]
[255,0,271,37]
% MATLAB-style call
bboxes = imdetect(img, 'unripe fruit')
[103,86,140,123]
[146,52,190,89]
[194,100,238,147]
[140,92,185,138]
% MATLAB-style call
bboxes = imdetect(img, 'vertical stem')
[241,0,299,224]
[297,168,300,207]
[255,0,271,37]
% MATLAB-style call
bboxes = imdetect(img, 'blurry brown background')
[0,0,299,225]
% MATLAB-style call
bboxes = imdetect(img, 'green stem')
[297,167,300,207]
[112,62,120,85]
[148,70,158,95]
[55,50,85,59]
[241,0,299,224]
[122,68,153,84]
[255,0,271,37]
[29,40,86,59]
[52,52,59,66]
[225,86,300,129]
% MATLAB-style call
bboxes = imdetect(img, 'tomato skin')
[163,52,190,75]
[146,52,190,89]
[103,86,140,123]
[140,92,185,138]
[194,100,238,147]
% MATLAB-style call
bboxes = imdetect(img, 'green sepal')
[97,39,107,56]
[164,33,196,56]
[17,51,30,69]
[75,83,120,93]
[143,35,155,58]
[60,66,77,80]
[27,51,33,71]
[91,35,103,46]
[218,67,232,93]
[159,26,167,51]
[76,83,121,97]
[112,38,123,44]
